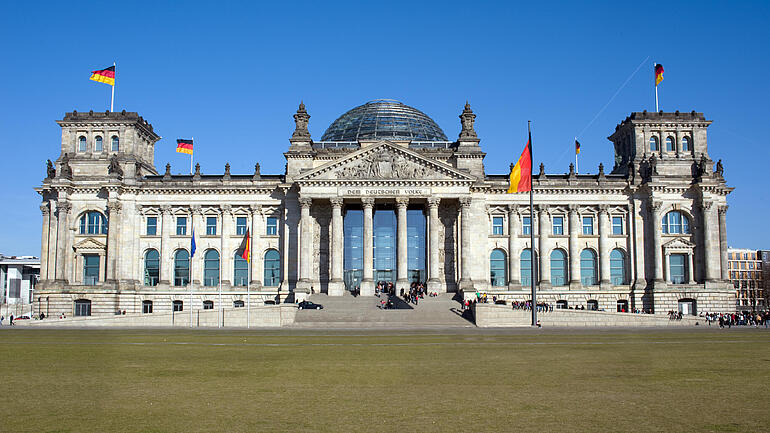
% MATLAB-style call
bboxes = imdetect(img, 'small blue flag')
[191,227,197,257]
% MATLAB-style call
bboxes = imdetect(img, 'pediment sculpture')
[335,146,447,180]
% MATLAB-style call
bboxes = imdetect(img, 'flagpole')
[110,62,115,112]
[190,226,194,328]
[218,223,223,329]
[190,136,194,175]
[247,235,251,329]
[654,62,659,112]
[529,121,537,327]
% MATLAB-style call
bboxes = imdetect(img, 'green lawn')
[2,328,769,432]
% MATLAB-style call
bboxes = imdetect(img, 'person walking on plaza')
[9,314,14,326]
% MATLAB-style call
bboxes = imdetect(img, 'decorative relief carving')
[568,203,579,213]
[335,146,446,180]
[160,205,172,215]
[427,197,441,208]
[598,204,610,214]
[507,204,519,214]
[40,203,50,215]
[249,204,262,215]
[459,196,472,208]
[718,205,728,215]
[107,202,122,214]
[191,205,202,215]
[221,204,232,214]
[57,201,71,214]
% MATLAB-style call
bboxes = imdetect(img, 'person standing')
[9,314,14,326]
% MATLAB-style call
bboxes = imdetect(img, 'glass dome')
[320,99,448,142]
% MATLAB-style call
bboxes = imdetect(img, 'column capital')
[40,203,50,215]
[249,203,262,215]
[361,197,375,209]
[701,200,714,211]
[718,205,729,215]
[298,197,313,209]
[107,201,122,214]
[396,197,409,209]
[135,204,144,214]
[459,196,472,208]
[220,204,232,214]
[536,204,549,213]
[647,200,662,214]
[190,205,203,215]
[160,204,172,215]
[57,201,71,214]
[507,203,519,214]
[427,197,441,208]
[330,197,343,208]
[568,203,579,214]
[598,204,610,214]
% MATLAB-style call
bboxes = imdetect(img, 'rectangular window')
[612,216,623,235]
[670,253,687,284]
[206,217,217,235]
[492,217,504,235]
[146,217,157,236]
[83,254,100,285]
[236,217,248,235]
[142,301,153,314]
[522,217,531,235]
[176,217,187,235]
[582,217,594,235]
[552,217,564,235]
[266,217,278,235]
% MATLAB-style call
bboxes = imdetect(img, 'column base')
[396,278,410,293]
[427,278,444,294]
[538,281,552,290]
[569,281,581,290]
[328,279,345,296]
[458,278,475,292]
[360,279,374,296]
[600,280,611,290]
[653,279,667,289]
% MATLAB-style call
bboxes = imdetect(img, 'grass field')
[2,328,769,432]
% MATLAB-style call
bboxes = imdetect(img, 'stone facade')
[35,104,735,318]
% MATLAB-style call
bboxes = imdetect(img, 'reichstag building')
[36,99,734,317]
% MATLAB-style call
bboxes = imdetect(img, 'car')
[297,301,323,310]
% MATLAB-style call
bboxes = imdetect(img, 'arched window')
[681,136,690,152]
[263,249,280,287]
[520,249,538,286]
[550,249,567,286]
[172,300,183,312]
[649,137,658,152]
[587,300,599,311]
[661,211,690,234]
[78,136,87,152]
[665,136,674,151]
[233,254,248,287]
[203,300,214,310]
[580,249,598,286]
[610,249,627,285]
[173,250,190,286]
[203,249,220,286]
[144,249,160,286]
[142,300,153,314]
[490,249,507,287]
[74,299,91,316]
[111,135,119,152]
[79,211,108,235]
[94,136,103,152]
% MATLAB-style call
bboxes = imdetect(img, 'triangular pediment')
[73,237,107,251]
[662,237,695,249]
[296,141,475,182]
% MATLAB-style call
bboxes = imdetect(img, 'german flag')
[89,65,115,86]
[236,229,251,263]
[575,139,581,155]
[507,135,532,193]
[655,64,664,86]
[176,139,193,155]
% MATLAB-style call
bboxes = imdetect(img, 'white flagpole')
[247,241,251,329]
[219,225,223,328]
[190,136,194,175]
[654,62,659,112]
[110,62,115,112]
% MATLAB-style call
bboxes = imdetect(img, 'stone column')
[598,205,611,288]
[39,203,50,281]
[458,196,473,291]
[329,198,344,296]
[650,201,664,284]
[507,204,520,288]
[396,197,409,291]
[159,205,172,285]
[718,205,729,281]
[55,201,71,282]
[427,197,442,293]
[249,204,262,288]
[538,205,551,289]
[360,198,375,296]
[106,201,122,283]
[297,197,312,291]
[568,204,581,289]
[47,204,58,282]
[220,205,232,286]
[688,253,695,284]
[702,201,719,283]
[664,253,671,283]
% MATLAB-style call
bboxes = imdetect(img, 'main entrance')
[343,202,426,292]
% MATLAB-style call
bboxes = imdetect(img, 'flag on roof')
[655,64,664,86]
[507,135,532,193]
[89,65,115,86]
[176,139,193,155]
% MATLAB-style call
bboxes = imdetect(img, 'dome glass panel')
[320,99,448,142]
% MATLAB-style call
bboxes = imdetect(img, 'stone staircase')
[290,292,474,328]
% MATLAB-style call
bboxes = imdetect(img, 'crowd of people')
[700,311,769,328]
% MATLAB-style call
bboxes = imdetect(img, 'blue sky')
[1,0,768,255]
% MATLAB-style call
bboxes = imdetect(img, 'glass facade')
[490,249,507,286]
[610,249,626,285]
[263,249,280,286]
[373,206,396,282]
[203,249,219,286]
[407,209,426,283]
[580,249,598,286]
[144,249,159,286]
[670,253,687,284]
[344,208,363,291]
[550,249,567,286]
[83,254,99,285]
